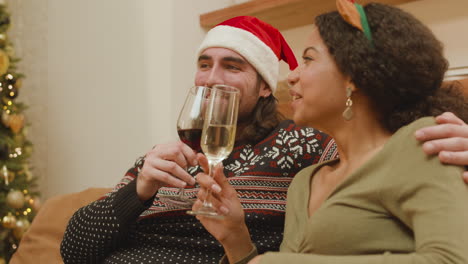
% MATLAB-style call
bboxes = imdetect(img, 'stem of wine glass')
[177,187,185,198]
[202,160,217,208]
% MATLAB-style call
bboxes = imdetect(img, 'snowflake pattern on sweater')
[61,120,337,264]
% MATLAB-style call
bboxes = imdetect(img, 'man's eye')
[302,56,314,64]
[226,65,241,71]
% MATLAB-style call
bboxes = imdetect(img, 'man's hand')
[415,112,468,183]
[136,142,198,201]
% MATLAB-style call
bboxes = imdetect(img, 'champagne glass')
[187,84,239,218]
[158,85,210,207]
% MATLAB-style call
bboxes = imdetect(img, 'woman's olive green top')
[261,117,468,264]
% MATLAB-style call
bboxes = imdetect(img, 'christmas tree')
[0,3,39,263]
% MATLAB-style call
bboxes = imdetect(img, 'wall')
[7,0,234,199]
[280,0,468,78]
[7,0,468,198]
[402,0,468,69]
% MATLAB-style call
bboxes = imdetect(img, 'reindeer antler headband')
[336,0,373,45]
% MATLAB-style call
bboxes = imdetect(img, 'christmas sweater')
[60,120,337,264]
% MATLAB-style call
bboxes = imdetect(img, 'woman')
[192,2,468,264]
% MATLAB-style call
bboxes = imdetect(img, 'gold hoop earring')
[342,87,354,121]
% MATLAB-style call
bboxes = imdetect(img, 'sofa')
[9,187,112,264]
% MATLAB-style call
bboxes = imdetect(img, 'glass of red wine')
[158,86,210,207]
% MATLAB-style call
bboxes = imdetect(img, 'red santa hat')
[197,16,298,92]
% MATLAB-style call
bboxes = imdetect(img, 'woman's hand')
[415,112,468,182]
[193,153,254,263]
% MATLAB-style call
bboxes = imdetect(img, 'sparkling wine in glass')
[158,85,210,207]
[187,84,239,218]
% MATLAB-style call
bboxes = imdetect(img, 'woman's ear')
[345,78,358,93]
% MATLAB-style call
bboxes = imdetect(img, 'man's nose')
[287,67,300,88]
[205,66,224,87]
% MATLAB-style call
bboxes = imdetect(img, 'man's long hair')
[237,74,286,145]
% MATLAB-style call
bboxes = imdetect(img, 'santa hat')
[198,16,298,92]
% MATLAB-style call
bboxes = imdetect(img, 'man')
[60,16,468,263]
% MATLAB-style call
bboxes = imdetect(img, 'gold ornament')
[14,77,22,89]
[0,49,9,76]
[7,169,14,183]
[1,110,9,127]
[27,196,41,211]
[16,218,31,229]
[18,164,32,180]
[6,190,25,209]
[2,165,8,185]
[25,168,33,181]
[0,229,7,240]
[0,256,5,264]
[2,212,17,229]
[24,194,34,205]
[13,218,30,240]
[8,114,25,133]
[0,34,5,46]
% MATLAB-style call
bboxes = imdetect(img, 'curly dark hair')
[237,74,285,144]
[315,3,468,132]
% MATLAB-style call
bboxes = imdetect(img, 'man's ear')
[259,83,272,98]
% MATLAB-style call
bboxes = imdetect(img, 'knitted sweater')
[60,120,337,264]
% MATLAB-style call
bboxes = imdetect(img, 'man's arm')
[60,141,199,263]
[415,112,468,183]
[60,164,151,264]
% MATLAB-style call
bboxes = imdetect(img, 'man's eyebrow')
[222,56,246,64]
[197,55,246,64]
[303,46,318,56]
[198,55,211,61]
